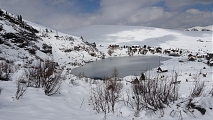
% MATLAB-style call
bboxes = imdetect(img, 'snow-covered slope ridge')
[0,9,102,68]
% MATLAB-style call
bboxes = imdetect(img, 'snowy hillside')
[70,25,212,52]
[0,9,102,69]
[1,9,213,120]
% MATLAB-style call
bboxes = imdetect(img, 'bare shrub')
[27,66,41,87]
[43,71,62,96]
[0,61,13,81]
[105,78,123,113]
[106,67,123,113]
[89,67,123,114]
[131,72,179,116]
[27,60,62,96]
[210,87,213,97]
[27,61,47,88]
[189,74,205,98]
[111,67,119,80]
[89,80,123,113]
[190,81,205,98]
[123,90,135,110]
[69,78,79,86]
[16,77,27,100]
[89,84,107,114]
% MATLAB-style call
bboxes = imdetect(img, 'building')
[206,53,213,60]
[131,45,140,48]
[108,44,119,49]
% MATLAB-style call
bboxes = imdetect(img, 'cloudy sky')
[0,0,212,32]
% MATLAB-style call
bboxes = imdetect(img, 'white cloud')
[158,9,212,29]
[186,9,202,14]
[0,0,212,31]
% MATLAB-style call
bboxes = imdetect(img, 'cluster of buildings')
[108,44,185,57]
[108,44,164,55]
[187,53,213,66]
[108,44,213,67]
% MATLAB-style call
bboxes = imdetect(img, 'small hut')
[206,53,213,60]
[108,44,119,49]
[188,54,197,61]
[157,66,168,73]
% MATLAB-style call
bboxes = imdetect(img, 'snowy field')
[0,22,213,120]
[69,25,212,51]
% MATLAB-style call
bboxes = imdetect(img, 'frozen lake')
[72,56,170,79]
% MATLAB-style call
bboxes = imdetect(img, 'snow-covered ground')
[70,25,212,46]
[1,13,213,120]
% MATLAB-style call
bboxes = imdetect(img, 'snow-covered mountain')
[1,9,213,120]
[185,25,212,31]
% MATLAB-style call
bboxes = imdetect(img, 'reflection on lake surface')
[72,56,170,79]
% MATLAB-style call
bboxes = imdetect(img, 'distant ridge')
[185,25,212,31]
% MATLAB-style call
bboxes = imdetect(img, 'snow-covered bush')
[0,61,13,81]
[190,81,205,98]
[16,77,27,100]
[27,60,62,96]
[69,78,79,86]
[89,79,123,114]
[130,72,179,116]
[89,67,123,114]
[89,83,108,114]
[28,48,36,55]
[43,71,62,96]
[210,89,213,97]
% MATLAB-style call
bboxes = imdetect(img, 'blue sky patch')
[188,3,213,11]
[75,0,101,13]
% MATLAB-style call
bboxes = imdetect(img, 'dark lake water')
[71,56,170,79]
